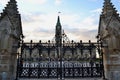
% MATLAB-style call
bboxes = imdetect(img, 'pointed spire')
[0,0,19,17]
[102,0,119,16]
[0,0,23,37]
[56,16,62,27]
[7,0,18,15]
[55,16,62,47]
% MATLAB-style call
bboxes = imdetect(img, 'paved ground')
[19,78,102,80]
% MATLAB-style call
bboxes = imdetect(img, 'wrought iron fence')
[16,40,104,79]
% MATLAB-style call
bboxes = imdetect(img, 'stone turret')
[98,0,120,80]
[0,0,23,79]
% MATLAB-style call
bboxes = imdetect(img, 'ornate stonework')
[0,0,22,79]
[98,0,120,80]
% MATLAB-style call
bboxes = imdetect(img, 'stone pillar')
[0,38,19,80]
[10,52,17,80]
[0,49,10,80]
[102,47,109,79]
[103,46,120,80]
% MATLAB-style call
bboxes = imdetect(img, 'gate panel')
[16,40,104,79]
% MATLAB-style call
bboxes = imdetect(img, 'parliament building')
[0,0,120,80]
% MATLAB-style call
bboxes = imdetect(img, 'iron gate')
[16,40,105,79]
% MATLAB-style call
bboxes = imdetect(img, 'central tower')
[55,16,62,47]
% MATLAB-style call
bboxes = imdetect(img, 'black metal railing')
[16,40,104,79]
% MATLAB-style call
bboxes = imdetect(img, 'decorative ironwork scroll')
[16,40,104,79]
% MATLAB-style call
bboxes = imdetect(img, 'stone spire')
[1,0,19,17]
[0,0,23,38]
[55,16,62,47]
[102,0,119,16]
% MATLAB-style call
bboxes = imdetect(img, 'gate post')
[0,39,21,80]
[97,35,120,80]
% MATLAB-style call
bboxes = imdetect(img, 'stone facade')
[98,0,120,80]
[0,0,23,80]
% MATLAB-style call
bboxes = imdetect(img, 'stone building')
[0,0,23,79]
[98,0,120,80]
[0,0,120,80]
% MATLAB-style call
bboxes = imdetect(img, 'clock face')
[57,26,61,29]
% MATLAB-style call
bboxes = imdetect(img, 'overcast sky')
[0,0,120,42]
